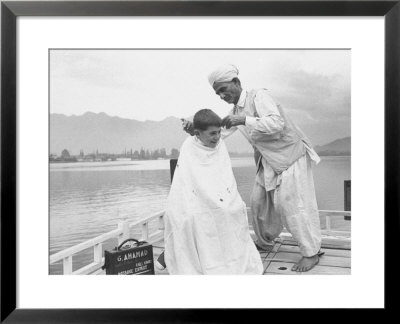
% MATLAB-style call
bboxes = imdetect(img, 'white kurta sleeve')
[245,90,284,135]
[220,107,238,140]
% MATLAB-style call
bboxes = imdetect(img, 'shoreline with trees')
[49,147,181,163]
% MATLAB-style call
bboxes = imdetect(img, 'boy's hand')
[221,115,246,129]
[181,119,195,136]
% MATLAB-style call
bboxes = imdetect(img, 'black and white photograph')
[2,0,396,317]
[49,49,351,276]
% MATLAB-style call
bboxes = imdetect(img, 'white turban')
[208,64,239,86]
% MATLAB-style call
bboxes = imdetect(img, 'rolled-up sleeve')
[245,90,284,134]
[220,107,238,140]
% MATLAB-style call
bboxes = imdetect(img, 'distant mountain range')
[50,112,251,155]
[50,112,350,156]
[314,136,351,156]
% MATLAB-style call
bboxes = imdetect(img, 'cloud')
[50,50,137,89]
[50,49,351,145]
[263,60,350,122]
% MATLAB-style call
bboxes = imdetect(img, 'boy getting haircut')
[193,109,222,130]
[163,108,263,275]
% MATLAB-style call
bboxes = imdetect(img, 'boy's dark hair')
[193,109,222,131]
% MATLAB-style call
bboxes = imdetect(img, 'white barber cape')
[164,136,263,275]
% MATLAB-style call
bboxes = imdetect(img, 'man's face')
[196,126,221,148]
[212,80,241,105]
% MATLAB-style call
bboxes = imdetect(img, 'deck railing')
[49,208,350,275]
[319,210,351,236]
[49,210,165,275]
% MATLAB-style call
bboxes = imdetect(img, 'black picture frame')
[1,0,399,322]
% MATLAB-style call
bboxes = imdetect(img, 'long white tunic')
[222,89,322,256]
[222,89,320,189]
[164,136,263,275]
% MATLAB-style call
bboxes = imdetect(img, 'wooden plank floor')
[152,234,351,275]
[262,236,351,275]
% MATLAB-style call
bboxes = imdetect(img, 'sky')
[50,49,350,145]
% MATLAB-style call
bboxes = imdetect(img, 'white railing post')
[94,243,103,263]
[326,216,332,233]
[141,222,149,241]
[63,256,73,275]
[158,215,164,230]
[118,220,130,245]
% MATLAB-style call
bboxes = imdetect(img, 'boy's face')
[196,126,221,148]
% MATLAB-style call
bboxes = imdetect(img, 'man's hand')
[181,118,195,136]
[221,115,246,129]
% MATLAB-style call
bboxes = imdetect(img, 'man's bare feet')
[291,254,319,272]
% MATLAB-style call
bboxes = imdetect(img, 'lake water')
[49,156,351,274]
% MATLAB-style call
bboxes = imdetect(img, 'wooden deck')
[261,234,351,275]
[152,232,351,275]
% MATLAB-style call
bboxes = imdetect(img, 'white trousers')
[251,154,322,257]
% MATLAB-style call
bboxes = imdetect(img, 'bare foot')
[291,255,319,272]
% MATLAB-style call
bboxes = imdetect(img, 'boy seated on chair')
[161,109,263,274]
